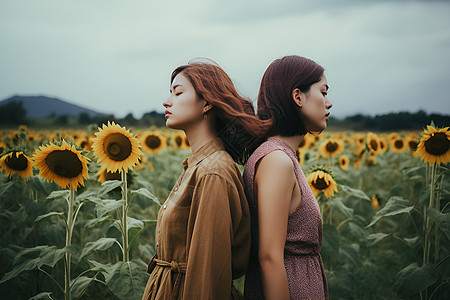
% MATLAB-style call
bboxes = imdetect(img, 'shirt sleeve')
[183,173,238,299]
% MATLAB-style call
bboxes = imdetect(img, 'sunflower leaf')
[366,233,391,246]
[101,259,149,300]
[130,188,161,206]
[0,245,72,284]
[79,238,119,261]
[427,207,450,239]
[84,215,113,229]
[98,180,123,197]
[366,196,414,227]
[394,263,438,298]
[328,197,353,218]
[35,212,64,223]
[96,199,125,218]
[127,217,144,230]
[29,292,53,299]
[71,276,96,299]
[339,185,371,201]
[46,190,70,201]
[0,180,14,197]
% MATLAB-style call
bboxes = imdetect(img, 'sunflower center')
[45,150,83,178]
[175,136,182,147]
[370,140,378,151]
[313,177,329,190]
[145,135,162,150]
[325,142,338,153]
[394,140,404,149]
[425,132,450,155]
[6,153,28,171]
[104,133,132,161]
[408,140,418,151]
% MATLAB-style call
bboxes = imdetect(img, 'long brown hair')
[258,55,324,137]
[171,61,270,164]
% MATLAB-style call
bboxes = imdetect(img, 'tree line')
[1,100,448,131]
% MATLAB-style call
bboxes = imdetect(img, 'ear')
[292,88,304,108]
[203,102,213,114]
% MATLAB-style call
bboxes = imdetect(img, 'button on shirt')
[142,138,251,300]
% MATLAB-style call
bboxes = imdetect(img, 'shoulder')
[258,150,294,173]
[196,150,241,183]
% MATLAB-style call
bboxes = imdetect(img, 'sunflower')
[416,125,450,165]
[183,136,190,148]
[378,137,388,154]
[338,155,350,170]
[296,149,305,165]
[141,131,167,153]
[91,122,143,173]
[78,136,93,151]
[366,132,381,155]
[33,140,90,190]
[306,168,338,199]
[0,151,33,180]
[371,194,381,210]
[298,134,313,151]
[388,132,400,141]
[406,135,419,155]
[390,136,406,153]
[169,131,190,150]
[318,138,344,158]
[97,166,121,183]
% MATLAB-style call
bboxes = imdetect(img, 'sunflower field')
[0,123,449,300]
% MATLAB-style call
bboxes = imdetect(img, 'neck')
[271,135,305,153]
[184,121,216,154]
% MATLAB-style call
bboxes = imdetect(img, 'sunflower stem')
[422,162,437,300]
[434,172,444,264]
[65,187,75,300]
[121,170,129,262]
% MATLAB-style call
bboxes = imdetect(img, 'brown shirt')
[142,138,250,300]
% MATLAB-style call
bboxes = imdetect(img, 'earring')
[203,113,208,119]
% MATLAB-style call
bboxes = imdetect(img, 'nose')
[163,97,171,108]
[325,98,333,110]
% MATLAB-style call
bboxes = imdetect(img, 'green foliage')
[1,133,449,299]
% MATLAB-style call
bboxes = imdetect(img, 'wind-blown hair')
[171,61,270,165]
[257,55,324,137]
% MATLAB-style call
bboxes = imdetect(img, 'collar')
[181,138,225,170]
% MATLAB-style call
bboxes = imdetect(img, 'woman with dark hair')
[141,60,268,300]
[244,55,332,299]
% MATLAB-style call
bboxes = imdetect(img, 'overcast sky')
[1,0,449,119]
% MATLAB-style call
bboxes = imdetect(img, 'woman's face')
[298,75,333,133]
[163,73,206,130]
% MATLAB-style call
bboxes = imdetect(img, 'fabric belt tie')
[148,256,186,299]
[155,258,186,273]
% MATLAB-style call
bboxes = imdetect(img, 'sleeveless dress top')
[243,137,328,300]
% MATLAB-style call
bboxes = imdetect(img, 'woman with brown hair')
[244,55,332,299]
[141,59,268,300]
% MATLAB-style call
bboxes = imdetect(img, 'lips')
[165,110,171,118]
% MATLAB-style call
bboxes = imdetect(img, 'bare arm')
[255,150,296,300]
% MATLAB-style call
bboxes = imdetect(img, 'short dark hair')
[257,55,324,137]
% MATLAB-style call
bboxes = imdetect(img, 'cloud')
[0,0,449,119]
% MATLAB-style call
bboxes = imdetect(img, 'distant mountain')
[0,95,105,119]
